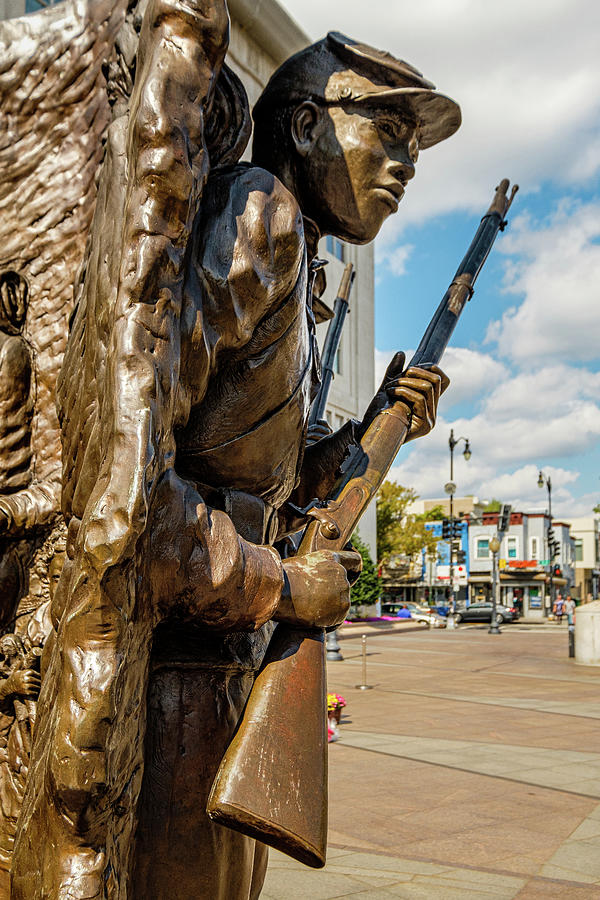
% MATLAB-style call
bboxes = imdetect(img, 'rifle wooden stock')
[206,626,328,867]
[207,179,518,867]
[206,406,411,867]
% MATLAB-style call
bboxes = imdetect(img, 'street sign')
[539,559,550,566]
[499,558,506,569]
[436,564,467,585]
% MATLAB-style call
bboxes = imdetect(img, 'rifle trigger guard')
[306,503,341,541]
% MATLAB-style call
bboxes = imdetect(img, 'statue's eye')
[377,118,398,140]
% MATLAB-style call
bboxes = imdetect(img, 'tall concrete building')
[564,516,600,601]
[0,0,378,553]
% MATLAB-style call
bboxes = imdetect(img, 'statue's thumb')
[385,351,406,382]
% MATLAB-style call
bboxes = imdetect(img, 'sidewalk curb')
[336,621,429,641]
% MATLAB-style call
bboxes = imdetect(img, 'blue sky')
[280,0,600,519]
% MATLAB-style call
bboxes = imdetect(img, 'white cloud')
[280,0,600,228]
[375,243,414,277]
[278,0,600,516]
[376,345,509,409]
[382,357,600,516]
[436,347,509,410]
[483,365,600,421]
[487,202,600,363]
[389,447,591,517]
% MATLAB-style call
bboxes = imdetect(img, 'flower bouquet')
[327,692,346,742]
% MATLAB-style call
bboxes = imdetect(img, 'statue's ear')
[0,271,29,331]
[291,102,321,157]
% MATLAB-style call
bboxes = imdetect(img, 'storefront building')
[468,511,575,619]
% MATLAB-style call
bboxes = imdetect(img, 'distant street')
[263,626,600,899]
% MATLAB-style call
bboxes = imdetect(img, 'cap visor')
[353,87,461,149]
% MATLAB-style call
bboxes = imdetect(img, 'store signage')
[436,564,467,585]
[506,560,538,569]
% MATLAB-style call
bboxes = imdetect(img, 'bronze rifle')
[207,178,519,867]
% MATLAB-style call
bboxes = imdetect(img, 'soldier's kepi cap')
[253,32,461,150]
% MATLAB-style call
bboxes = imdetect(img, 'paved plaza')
[262,624,600,898]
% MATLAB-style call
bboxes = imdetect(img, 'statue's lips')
[374,184,404,209]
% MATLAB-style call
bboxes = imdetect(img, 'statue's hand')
[305,418,332,447]
[6,669,41,698]
[277,549,362,629]
[360,351,449,442]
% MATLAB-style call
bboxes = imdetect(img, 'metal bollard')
[326,628,343,661]
[356,634,373,690]
[568,624,575,658]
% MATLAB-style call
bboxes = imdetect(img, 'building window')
[531,537,538,560]
[326,235,345,262]
[476,538,490,559]
[575,538,583,562]
[507,536,518,559]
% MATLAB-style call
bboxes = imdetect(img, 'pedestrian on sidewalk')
[565,595,576,626]
[554,593,565,624]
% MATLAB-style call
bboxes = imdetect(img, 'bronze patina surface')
[0,4,130,890]
[2,3,459,897]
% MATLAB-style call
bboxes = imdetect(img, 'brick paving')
[262,626,600,898]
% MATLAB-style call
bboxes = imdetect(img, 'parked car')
[454,602,519,625]
[381,602,446,628]
[404,604,447,628]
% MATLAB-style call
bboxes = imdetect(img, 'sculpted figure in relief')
[7,2,460,897]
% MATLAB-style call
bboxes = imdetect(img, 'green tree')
[423,504,445,521]
[350,533,381,608]
[376,481,440,567]
[594,504,600,514]
[482,498,501,512]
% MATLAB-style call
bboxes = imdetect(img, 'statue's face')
[301,102,419,244]
[48,553,65,601]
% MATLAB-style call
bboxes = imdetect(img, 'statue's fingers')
[387,378,436,403]
[335,549,363,576]
[382,351,406,386]
[428,365,450,394]
[404,366,448,401]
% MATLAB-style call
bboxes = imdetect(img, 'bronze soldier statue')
[12,3,460,898]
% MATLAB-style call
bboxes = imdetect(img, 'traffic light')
[547,528,555,544]
[456,550,466,564]
[499,503,512,534]
[552,542,560,559]
[553,565,562,577]
[442,518,451,539]
[452,519,463,538]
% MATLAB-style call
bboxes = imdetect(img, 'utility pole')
[538,471,554,618]
[445,429,471,627]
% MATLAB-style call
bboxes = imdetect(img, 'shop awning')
[532,573,567,586]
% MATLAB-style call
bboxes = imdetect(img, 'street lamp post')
[446,430,471,626]
[489,534,501,634]
[538,470,554,618]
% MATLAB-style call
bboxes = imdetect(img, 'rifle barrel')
[410,179,518,369]
[309,263,355,426]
